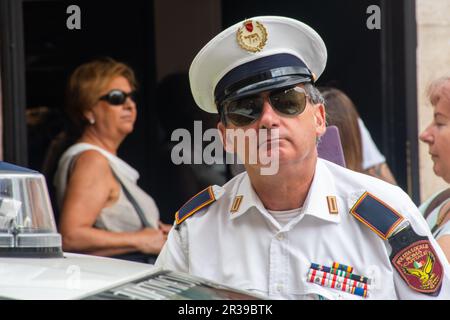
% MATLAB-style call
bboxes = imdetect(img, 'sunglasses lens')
[107,90,127,105]
[270,87,307,116]
[224,97,263,127]
[221,88,307,127]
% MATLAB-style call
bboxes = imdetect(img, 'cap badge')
[237,20,268,53]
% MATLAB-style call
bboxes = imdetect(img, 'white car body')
[0,252,155,300]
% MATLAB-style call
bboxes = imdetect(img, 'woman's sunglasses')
[99,90,136,106]
[220,87,309,127]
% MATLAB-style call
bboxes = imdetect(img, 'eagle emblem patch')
[391,240,443,295]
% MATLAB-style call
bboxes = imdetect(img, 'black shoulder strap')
[113,172,153,229]
[424,188,450,219]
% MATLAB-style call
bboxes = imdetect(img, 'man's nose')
[257,98,280,129]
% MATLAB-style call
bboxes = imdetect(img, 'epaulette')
[349,191,404,240]
[350,191,443,296]
[175,186,217,226]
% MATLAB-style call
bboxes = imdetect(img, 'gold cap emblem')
[236,20,268,53]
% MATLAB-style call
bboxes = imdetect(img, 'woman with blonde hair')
[54,58,170,263]
[419,76,450,261]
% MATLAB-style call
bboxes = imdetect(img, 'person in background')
[54,58,170,263]
[419,76,450,262]
[321,87,397,184]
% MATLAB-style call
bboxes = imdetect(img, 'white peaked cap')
[189,16,327,113]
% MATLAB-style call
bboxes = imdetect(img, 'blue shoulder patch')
[350,191,404,240]
[175,186,216,225]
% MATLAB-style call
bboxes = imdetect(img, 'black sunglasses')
[220,87,309,127]
[99,90,136,106]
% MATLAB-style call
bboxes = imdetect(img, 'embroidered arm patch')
[389,225,443,295]
[175,186,216,225]
[350,191,404,240]
[350,192,444,295]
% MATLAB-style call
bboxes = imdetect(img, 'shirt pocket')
[286,282,337,300]
[299,280,367,300]
[244,288,270,299]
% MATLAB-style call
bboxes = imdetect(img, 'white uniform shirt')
[156,159,450,300]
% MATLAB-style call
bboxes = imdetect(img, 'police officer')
[155,16,450,299]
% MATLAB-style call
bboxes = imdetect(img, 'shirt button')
[276,234,284,241]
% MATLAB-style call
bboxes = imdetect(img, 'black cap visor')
[218,74,311,107]
[214,54,313,109]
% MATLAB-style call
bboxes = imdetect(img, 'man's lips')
[258,137,286,148]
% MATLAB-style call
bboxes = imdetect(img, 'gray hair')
[428,76,450,106]
[303,83,326,145]
[304,82,325,105]
[304,82,327,134]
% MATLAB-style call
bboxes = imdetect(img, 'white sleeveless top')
[419,189,450,240]
[53,143,159,232]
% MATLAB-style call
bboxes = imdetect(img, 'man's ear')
[314,103,327,137]
[217,121,235,154]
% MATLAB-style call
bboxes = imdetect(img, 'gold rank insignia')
[236,20,268,53]
[230,195,244,213]
[326,196,338,214]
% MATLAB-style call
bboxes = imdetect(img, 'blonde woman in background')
[54,58,170,263]
[419,76,450,262]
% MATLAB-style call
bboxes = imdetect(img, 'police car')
[0,162,262,300]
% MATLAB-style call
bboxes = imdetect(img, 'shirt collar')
[229,159,341,223]
[302,159,341,223]
[229,173,266,220]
